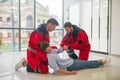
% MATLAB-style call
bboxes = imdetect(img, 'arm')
[57,69,77,75]
[60,36,66,47]
[47,52,77,75]
[69,31,89,50]
[60,34,69,47]
[57,48,64,54]
[50,46,64,53]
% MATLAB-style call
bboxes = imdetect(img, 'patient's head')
[38,42,52,53]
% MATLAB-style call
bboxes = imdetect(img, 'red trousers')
[78,49,90,61]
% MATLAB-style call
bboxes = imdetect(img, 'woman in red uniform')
[60,22,90,61]
[15,18,59,74]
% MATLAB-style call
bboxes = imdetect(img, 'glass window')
[49,30,63,47]
[35,0,63,48]
[0,0,35,52]
[0,29,19,52]
[21,30,33,51]
[35,1,49,27]
[20,0,34,28]
[35,0,63,29]
[0,0,19,28]
[26,15,33,28]
[7,17,10,22]
[0,0,63,52]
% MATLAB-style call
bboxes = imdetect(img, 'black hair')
[38,42,50,53]
[64,22,72,28]
[47,18,59,26]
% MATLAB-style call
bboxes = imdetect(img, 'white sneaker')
[15,58,26,71]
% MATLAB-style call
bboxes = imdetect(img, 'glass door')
[99,0,108,53]
[91,0,100,51]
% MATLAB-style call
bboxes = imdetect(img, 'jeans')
[67,59,103,71]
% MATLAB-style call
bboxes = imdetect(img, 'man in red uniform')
[15,18,59,74]
[27,18,59,74]
[60,22,90,61]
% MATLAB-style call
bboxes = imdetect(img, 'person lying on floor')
[15,42,110,75]
[37,42,110,75]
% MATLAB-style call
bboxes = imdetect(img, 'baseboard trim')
[90,50,108,55]
[110,54,120,57]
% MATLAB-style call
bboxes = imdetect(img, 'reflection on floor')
[0,52,120,80]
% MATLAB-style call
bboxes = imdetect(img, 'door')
[99,0,108,52]
[91,0,100,51]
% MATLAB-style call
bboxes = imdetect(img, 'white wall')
[111,0,120,55]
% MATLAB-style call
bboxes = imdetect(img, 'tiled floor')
[0,51,120,80]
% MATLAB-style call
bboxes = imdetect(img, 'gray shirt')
[47,48,73,72]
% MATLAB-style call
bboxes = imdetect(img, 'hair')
[64,22,72,28]
[38,42,50,53]
[47,18,59,26]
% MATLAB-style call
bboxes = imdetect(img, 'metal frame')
[108,0,112,54]
[18,0,21,51]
